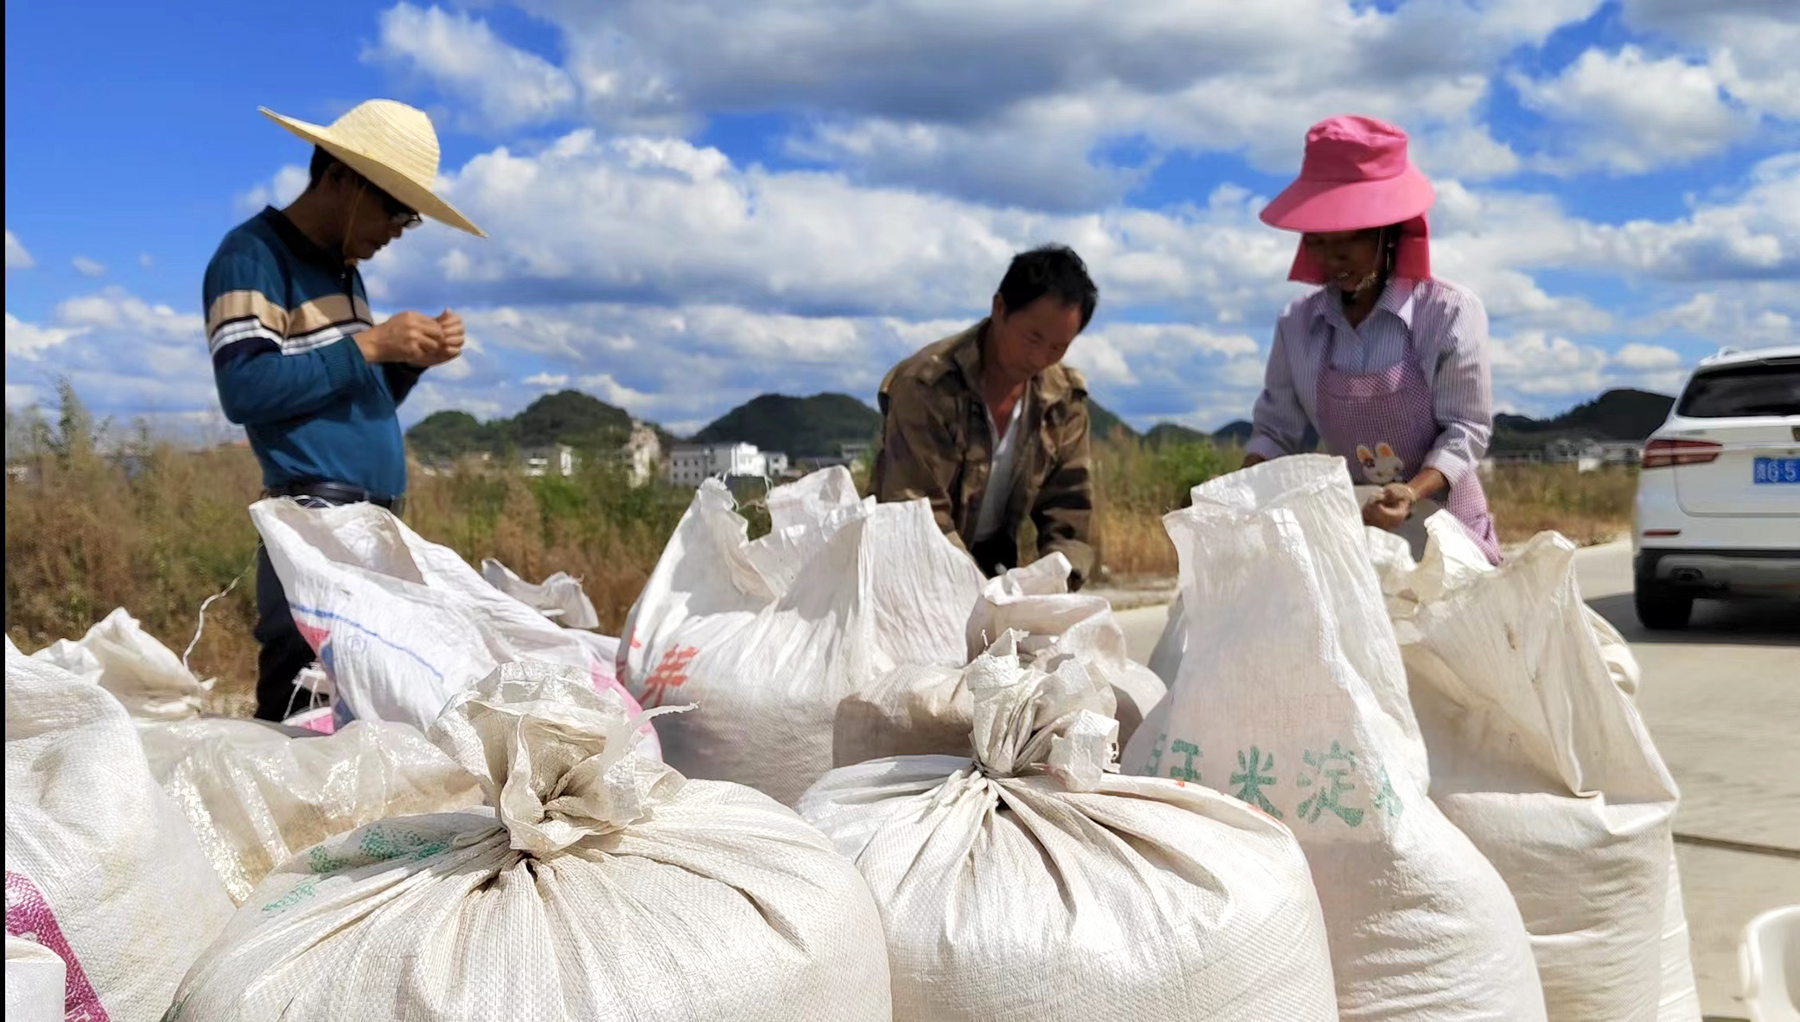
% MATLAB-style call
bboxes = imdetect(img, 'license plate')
[1752,457,1800,484]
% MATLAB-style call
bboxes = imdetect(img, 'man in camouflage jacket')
[871,245,1098,588]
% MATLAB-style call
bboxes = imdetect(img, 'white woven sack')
[29,607,210,720]
[1119,455,1547,1022]
[167,662,892,1022]
[1382,520,1692,1022]
[802,633,1339,1022]
[619,468,984,805]
[6,935,66,1022]
[965,553,1166,746]
[251,498,656,757]
[140,717,484,904]
[5,638,235,1022]
[480,557,602,630]
[833,554,1165,764]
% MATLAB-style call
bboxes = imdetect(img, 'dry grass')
[1485,463,1636,546]
[4,408,1635,713]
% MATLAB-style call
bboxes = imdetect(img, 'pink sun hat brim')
[1259,162,1435,233]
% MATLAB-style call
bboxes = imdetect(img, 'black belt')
[265,481,404,515]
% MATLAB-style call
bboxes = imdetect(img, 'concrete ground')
[1111,541,1799,1021]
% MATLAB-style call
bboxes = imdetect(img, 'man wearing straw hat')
[203,99,484,721]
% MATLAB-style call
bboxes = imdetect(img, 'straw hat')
[259,99,485,238]
[1260,115,1432,283]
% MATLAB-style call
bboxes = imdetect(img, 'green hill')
[406,390,640,462]
[1491,388,1674,453]
[1088,401,1138,442]
[692,393,881,458]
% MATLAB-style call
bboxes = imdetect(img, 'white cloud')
[1581,153,1800,281]
[4,290,216,426]
[6,313,84,361]
[1512,46,1755,174]
[139,253,154,269]
[6,383,41,409]
[365,3,577,132]
[524,372,569,388]
[1621,0,1800,120]
[367,129,1308,325]
[5,229,33,270]
[72,256,107,278]
[237,164,309,215]
[1612,342,1682,370]
[389,0,1603,205]
[1640,285,1799,349]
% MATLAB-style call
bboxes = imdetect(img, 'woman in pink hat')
[1243,114,1502,564]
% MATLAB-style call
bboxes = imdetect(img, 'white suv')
[1633,345,1800,629]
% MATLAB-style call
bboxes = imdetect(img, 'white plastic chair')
[1741,904,1800,1022]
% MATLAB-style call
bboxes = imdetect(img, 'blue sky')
[6,0,1796,439]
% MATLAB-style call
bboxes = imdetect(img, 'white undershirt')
[974,395,1026,542]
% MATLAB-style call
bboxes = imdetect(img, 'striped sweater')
[203,207,423,497]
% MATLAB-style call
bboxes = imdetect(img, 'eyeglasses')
[378,192,423,230]
[353,176,423,229]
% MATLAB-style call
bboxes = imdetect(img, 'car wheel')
[1634,578,1694,631]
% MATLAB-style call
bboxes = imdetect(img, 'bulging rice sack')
[5,638,235,1022]
[140,717,484,904]
[802,633,1339,1022]
[1378,518,1693,1022]
[166,662,892,1022]
[6,934,66,1022]
[619,468,984,805]
[252,497,656,757]
[480,557,602,630]
[833,554,1166,764]
[1120,456,1547,1022]
[28,606,210,720]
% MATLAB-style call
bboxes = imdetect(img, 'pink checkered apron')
[1314,330,1503,564]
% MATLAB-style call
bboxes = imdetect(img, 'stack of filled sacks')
[5,637,236,1021]
[1370,515,1699,1022]
[167,662,893,1021]
[252,496,655,755]
[25,608,487,905]
[803,632,1339,1020]
[833,552,1165,764]
[1122,455,1549,1021]
[618,467,987,805]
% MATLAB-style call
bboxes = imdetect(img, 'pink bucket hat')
[1260,115,1434,283]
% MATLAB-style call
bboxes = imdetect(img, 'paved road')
[1113,541,1798,1020]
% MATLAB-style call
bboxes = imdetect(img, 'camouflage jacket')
[870,319,1095,587]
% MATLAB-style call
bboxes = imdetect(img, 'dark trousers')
[253,544,320,721]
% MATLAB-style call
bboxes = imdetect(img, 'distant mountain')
[1143,423,1208,447]
[1089,401,1137,441]
[406,390,642,462]
[1491,388,1675,452]
[691,393,881,458]
[1211,420,1255,444]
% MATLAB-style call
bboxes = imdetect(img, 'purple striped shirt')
[1246,276,1493,485]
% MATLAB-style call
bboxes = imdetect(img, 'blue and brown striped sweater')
[202,207,423,498]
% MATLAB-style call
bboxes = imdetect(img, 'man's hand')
[410,310,466,368]
[1362,482,1415,531]
[1242,452,1268,469]
[354,311,442,365]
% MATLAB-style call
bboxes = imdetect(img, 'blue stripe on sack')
[287,602,446,681]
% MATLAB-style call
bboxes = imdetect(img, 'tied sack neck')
[966,632,1120,792]
[429,661,690,858]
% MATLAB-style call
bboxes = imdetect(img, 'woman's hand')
[1362,482,1415,531]
[1242,452,1268,469]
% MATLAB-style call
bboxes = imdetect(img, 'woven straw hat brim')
[259,106,485,238]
